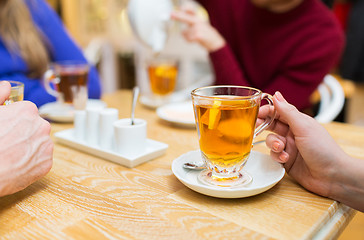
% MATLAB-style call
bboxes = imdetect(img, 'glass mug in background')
[147,56,178,97]
[43,61,89,110]
[191,86,276,187]
[3,81,24,105]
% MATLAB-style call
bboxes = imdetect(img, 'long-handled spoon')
[131,86,140,125]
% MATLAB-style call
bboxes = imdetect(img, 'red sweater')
[197,0,344,110]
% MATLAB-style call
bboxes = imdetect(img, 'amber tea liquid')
[148,64,177,95]
[57,71,88,103]
[195,98,259,169]
[4,92,24,105]
[4,81,24,105]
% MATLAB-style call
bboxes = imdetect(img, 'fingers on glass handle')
[254,93,276,138]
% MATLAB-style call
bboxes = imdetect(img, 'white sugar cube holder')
[54,107,168,168]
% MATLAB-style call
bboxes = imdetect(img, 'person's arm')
[171,6,252,87]
[209,45,252,87]
[331,156,364,212]
[259,91,364,212]
[261,27,344,110]
[0,81,53,196]
[27,0,101,101]
[212,20,344,110]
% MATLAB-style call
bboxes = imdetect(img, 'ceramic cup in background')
[43,61,89,110]
[3,80,24,105]
[114,118,147,156]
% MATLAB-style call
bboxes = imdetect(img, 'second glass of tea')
[43,61,89,110]
[147,56,178,100]
[3,80,24,105]
[191,86,276,187]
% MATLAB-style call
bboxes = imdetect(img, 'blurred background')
[45,1,364,238]
[47,0,212,97]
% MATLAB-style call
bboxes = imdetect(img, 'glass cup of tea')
[3,80,24,105]
[191,85,276,187]
[43,61,89,110]
[147,56,178,99]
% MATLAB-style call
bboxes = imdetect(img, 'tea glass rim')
[191,85,262,100]
[146,55,178,64]
[6,80,24,89]
[50,60,90,71]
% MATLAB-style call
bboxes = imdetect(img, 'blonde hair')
[0,0,49,78]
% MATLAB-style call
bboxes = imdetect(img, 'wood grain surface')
[0,90,360,240]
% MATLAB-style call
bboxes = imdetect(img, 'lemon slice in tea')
[208,100,221,129]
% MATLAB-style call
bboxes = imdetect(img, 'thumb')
[0,81,11,104]
[273,91,312,133]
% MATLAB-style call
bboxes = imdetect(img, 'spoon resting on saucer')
[183,140,266,170]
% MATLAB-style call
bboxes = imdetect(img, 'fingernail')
[279,152,288,162]
[273,142,280,151]
[0,81,8,87]
[275,91,285,102]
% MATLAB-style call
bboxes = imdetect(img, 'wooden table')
[1,90,362,240]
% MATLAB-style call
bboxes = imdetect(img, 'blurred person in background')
[338,0,364,83]
[259,91,364,212]
[0,0,101,107]
[0,81,53,197]
[172,0,344,112]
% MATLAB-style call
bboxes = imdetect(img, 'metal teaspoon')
[131,86,140,125]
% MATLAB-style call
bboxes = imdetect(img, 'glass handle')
[43,69,60,98]
[254,93,276,138]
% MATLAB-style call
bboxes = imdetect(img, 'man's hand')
[0,81,53,196]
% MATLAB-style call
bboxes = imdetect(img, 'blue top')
[0,0,102,107]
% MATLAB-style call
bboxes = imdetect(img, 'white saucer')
[140,95,167,109]
[139,93,188,109]
[39,99,107,123]
[172,150,285,198]
[157,101,195,128]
